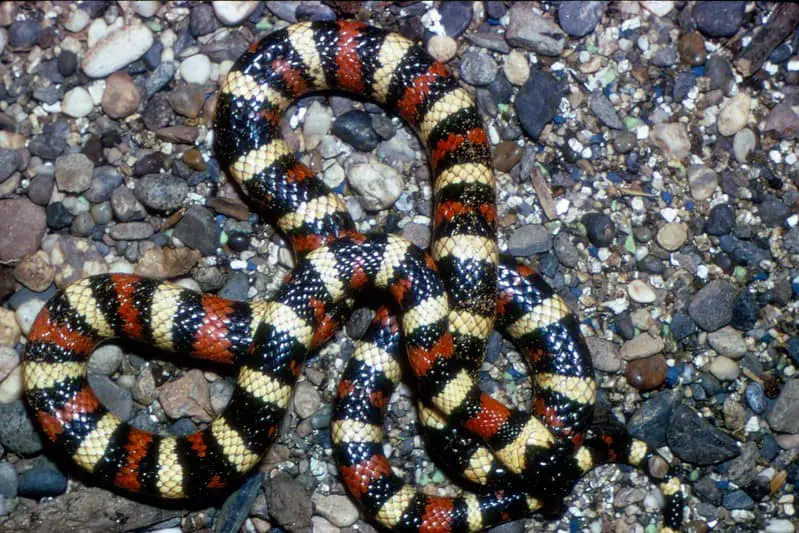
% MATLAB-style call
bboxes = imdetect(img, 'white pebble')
[628,279,656,303]
[62,86,94,118]
[212,1,258,25]
[134,0,159,18]
[0,367,22,404]
[82,24,154,78]
[63,8,91,32]
[15,299,46,335]
[661,207,678,222]
[709,356,740,381]
[636,124,649,140]
[769,150,783,164]
[180,54,212,84]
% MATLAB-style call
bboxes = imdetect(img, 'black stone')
[705,203,734,235]
[670,311,696,341]
[628,392,676,448]
[332,110,379,152]
[693,1,745,38]
[438,1,473,37]
[515,70,563,139]
[666,403,739,465]
[227,231,250,252]
[172,206,220,255]
[582,212,615,247]
[190,3,219,37]
[17,466,67,499]
[46,202,73,230]
[731,290,758,330]
[8,20,40,49]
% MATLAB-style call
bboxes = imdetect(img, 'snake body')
[23,20,684,532]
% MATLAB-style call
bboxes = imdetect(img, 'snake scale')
[22,20,685,532]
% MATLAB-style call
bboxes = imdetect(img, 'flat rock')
[689,279,736,332]
[768,379,799,434]
[667,403,739,465]
[506,3,566,56]
[0,198,46,261]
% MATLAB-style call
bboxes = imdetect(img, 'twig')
[734,3,799,78]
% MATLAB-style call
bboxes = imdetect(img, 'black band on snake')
[23,20,685,532]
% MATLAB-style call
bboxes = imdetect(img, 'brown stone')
[678,32,707,67]
[101,71,141,119]
[493,141,523,172]
[625,354,667,391]
[0,198,46,261]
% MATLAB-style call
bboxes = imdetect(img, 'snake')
[22,20,685,532]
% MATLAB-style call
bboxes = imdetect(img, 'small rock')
[656,222,688,251]
[438,1,473,37]
[55,153,94,193]
[0,198,47,262]
[621,333,665,360]
[82,24,154,78]
[135,174,188,212]
[628,392,675,447]
[730,290,758,330]
[134,0,160,18]
[667,404,739,465]
[88,344,124,375]
[155,125,199,144]
[169,84,209,118]
[641,1,674,17]
[427,35,457,63]
[718,92,751,136]
[348,163,403,211]
[180,54,211,84]
[758,195,788,228]
[688,280,736,332]
[589,90,624,130]
[723,489,754,511]
[503,50,529,86]
[507,224,551,256]
[582,212,615,247]
[558,1,605,38]
[102,71,141,118]
[705,203,734,236]
[315,494,360,527]
[506,3,566,56]
[694,1,745,38]
[493,141,523,172]
[62,87,94,118]
[190,3,219,36]
[89,374,133,420]
[0,401,43,454]
[212,1,258,25]
[135,247,201,279]
[678,31,706,66]
[651,123,691,159]
[762,91,799,140]
[515,70,563,138]
[265,476,313,530]
[459,49,498,86]
[17,466,67,499]
[157,369,213,422]
[628,279,656,303]
[0,461,17,499]
[732,128,756,163]
[708,326,746,359]
[172,206,221,255]
[303,101,333,151]
[745,382,767,414]
[111,186,147,222]
[8,20,39,48]
[706,55,735,95]
[625,355,667,391]
[109,222,155,241]
[293,380,321,419]
[332,110,379,152]
[14,250,54,292]
[708,356,740,380]
[687,166,718,201]
[586,336,621,372]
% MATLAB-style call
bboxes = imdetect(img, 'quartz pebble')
[180,54,212,84]
[656,222,688,251]
[503,50,530,86]
[426,35,457,63]
[212,1,258,25]
[718,92,751,136]
[628,279,656,303]
[82,24,155,78]
[62,87,94,118]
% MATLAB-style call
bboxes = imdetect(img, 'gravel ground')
[0,1,798,532]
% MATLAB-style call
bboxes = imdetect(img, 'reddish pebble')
[625,354,667,391]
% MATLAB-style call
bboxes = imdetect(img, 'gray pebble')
[459,49,498,86]
[135,174,188,212]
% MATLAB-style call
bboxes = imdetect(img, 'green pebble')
[646,524,658,533]
[220,231,228,245]
[432,470,445,484]
[734,266,747,282]
[625,116,640,130]
[624,234,636,254]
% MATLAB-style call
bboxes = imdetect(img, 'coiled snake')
[23,20,685,532]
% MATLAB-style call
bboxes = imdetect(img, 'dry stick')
[734,3,799,77]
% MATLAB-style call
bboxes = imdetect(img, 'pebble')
[765,520,795,533]
[506,3,566,56]
[180,54,211,84]
[0,462,16,499]
[694,1,745,38]
[8,20,39,48]
[707,327,746,359]
[656,222,688,251]
[705,203,734,235]
[678,32,707,67]
[332,110,379,152]
[458,50,498,86]
[265,476,313,530]
[109,222,155,241]
[55,153,94,194]
[558,1,605,38]
[17,466,67,499]
[157,369,213,422]
[763,91,799,139]
[731,290,758,330]
[582,212,615,247]
[172,206,221,255]
[101,71,141,118]
[348,163,403,211]
[134,0,160,18]
[88,344,124,376]
[89,374,133,420]
[621,333,665,360]
[589,90,624,130]
[667,403,739,465]
[190,3,219,36]
[15,299,46,336]
[63,9,91,33]
[293,381,321,419]
[628,279,656,303]
[745,382,767,414]
[503,50,529,86]
[732,128,756,163]
[759,195,789,227]
[723,489,754,511]
[14,250,54,292]
[507,224,551,256]
[718,92,751,136]
[493,141,523,172]
[652,46,678,67]
[0,401,43,454]
[641,1,674,17]
[687,166,718,201]
[708,356,740,380]
[212,1,258,25]
[626,355,667,391]
[651,123,691,160]
[145,62,177,98]
[586,337,621,372]
[62,87,94,118]
[314,494,360,527]
[169,84,209,118]
[427,35,457,63]
[82,24,154,78]
[0,198,47,261]
[673,69,696,101]
[215,473,264,533]
[303,101,333,151]
[689,280,736,332]
[135,174,189,213]
[706,55,735,95]
[466,32,510,54]
[0,150,17,183]
[438,1,472,37]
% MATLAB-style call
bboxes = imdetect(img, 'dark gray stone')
[515,70,563,139]
[558,1,606,38]
[667,404,739,465]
